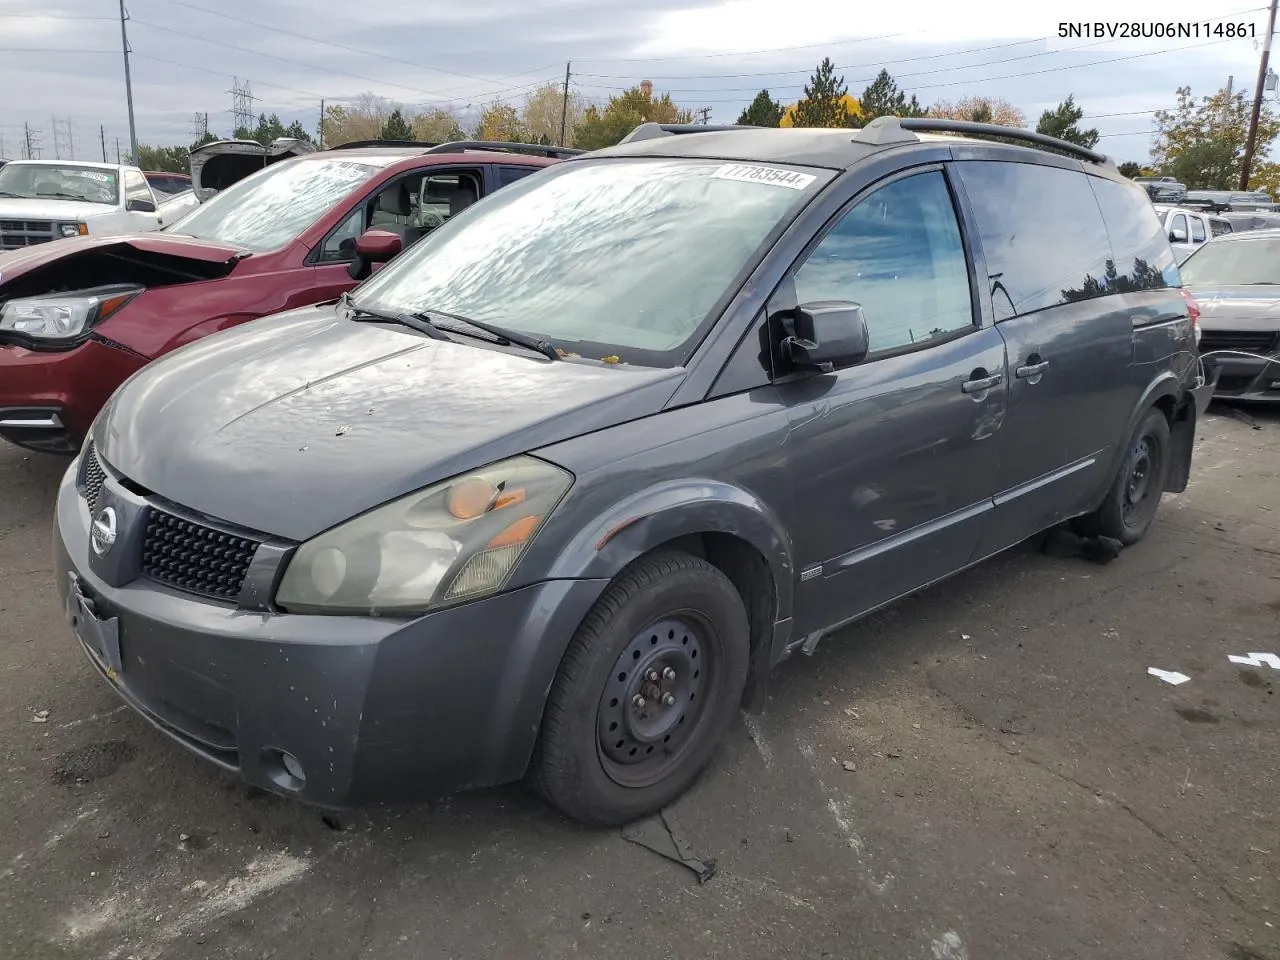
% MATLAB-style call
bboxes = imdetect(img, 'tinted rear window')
[955,161,1112,319]
[1087,176,1180,291]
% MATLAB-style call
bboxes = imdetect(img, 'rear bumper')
[53,459,608,809]
[0,339,145,452]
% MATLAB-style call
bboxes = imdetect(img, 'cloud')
[0,0,1269,161]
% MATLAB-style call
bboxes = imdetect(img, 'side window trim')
[770,162,980,367]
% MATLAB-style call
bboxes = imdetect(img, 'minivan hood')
[1186,284,1280,329]
[0,197,116,221]
[95,305,684,542]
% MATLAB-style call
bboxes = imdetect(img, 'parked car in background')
[1180,228,1280,403]
[1152,204,1234,262]
[54,118,1212,826]
[0,141,578,453]
[0,160,200,251]
[1183,188,1278,212]
[144,171,193,198]
[1218,209,1280,233]
[1134,175,1187,203]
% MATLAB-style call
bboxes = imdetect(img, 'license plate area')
[66,572,123,681]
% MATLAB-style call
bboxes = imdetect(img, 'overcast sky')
[0,0,1274,163]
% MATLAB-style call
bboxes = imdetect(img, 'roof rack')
[618,122,762,144]
[851,116,1113,166]
[328,139,441,150]
[421,140,585,158]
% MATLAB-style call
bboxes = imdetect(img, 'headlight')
[275,455,573,615]
[0,284,141,341]
[58,222,88,238]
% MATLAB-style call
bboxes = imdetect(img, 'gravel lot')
[2,404,1278,960]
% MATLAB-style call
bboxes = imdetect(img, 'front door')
[951,160,1137,556]
[776,167,1009,638]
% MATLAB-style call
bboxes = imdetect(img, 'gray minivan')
[55,118,1214,825]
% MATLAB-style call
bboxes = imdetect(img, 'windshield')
[1180,236,1280,285]
[165,157,379,251]
[353,157,829,366]
[0,163,119,204]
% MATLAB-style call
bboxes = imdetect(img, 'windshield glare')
[0,163,120,204]
[166,158,379,251]
[354,157,827,365]
[1180,237,1280,285]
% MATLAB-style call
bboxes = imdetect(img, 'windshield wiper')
[0,191,24,198]
[39,192,92,202]
[340,292,450,341]
[416,307,560,361]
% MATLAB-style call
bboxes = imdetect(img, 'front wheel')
[530,551,750,826]
[1075,408,1171,545]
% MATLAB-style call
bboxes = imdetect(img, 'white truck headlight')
[58,222,88,238]
[0,285,141,341]
[275,456,573,615]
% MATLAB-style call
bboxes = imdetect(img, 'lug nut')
[632,694,646,708]
[646,669,659,682]
[662,667,676,681]
[661,692,676,706]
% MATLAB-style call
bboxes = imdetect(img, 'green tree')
[789,58,852,128]
[378,108,414,141]
[738,89,784,127]
[191,131,219,149]
[136,144,190,173]
[412,108,466,143]
[572,86,694,150]
[1117,160,1142,178]
[856,69,927,125]
[1151,84,1280,190]
[1035,95,1099,148]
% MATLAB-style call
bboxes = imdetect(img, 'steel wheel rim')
[1123,435,1156,524]
[596,613,719,789]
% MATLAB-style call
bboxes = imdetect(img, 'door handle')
[961,371,1003,394]
[1015,360,1050,379]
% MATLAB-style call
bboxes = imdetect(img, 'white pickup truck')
[1151,204,1234,264]
[0,160,200,253]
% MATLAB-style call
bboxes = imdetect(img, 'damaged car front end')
[0,236,246,452]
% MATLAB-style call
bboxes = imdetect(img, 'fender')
[544,477,795,619]
[1096,371,1185,504]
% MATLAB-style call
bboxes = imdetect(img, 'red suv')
[0,141,577,453]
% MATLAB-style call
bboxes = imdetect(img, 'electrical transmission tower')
[228,78,258,135]
[24,123,42,160]
[191,111,210,143]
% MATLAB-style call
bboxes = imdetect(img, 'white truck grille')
[0,220,57,250]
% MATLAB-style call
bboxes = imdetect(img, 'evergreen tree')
[738,89,785,127]
[790,58,851,128]
[857,69,927,125]
[1036,95,1100,148]
[379,108,414,141]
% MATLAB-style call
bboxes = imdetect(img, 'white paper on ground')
[1228,653,1280,670]
[1148,667,1191,685]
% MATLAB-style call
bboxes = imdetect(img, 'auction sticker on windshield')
[71,171,113,182]
[712,163,816,190]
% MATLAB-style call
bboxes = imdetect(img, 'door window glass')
[954,161,1113,319]
[1190,216,1206,242]
[318,206,365,263]
[793,170,974,354]
[1172,213,1189,239]
[1087,176,1179,291]
[124,169,153,206]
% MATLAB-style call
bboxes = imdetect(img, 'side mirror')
[1170,227,1188,243]
[355,229,402,262]
[348,229,403,280]
[780,300,870,373]
[127,198,156,213]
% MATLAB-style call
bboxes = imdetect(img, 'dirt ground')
[1,404,1277,960]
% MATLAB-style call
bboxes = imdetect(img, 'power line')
[139,0,565,98]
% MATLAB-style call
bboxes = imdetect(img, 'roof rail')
[329,139,441,150]
[851,116,1113,166]
[618,122,761,144]
[420,140,585,158]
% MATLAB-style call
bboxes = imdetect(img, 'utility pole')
[52,116,60,159]
[696,107,712,124]
[66,118,75,159]
[119,0,139,165]
[1240,0,1278,189]
[558,62,572,146]
[318,99,325,149]
[24,123,34,160]
[100,125,107,162]
[115,137,121,164]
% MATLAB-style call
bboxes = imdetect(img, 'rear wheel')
[1074,408,1171,545]
[530,551,750,826]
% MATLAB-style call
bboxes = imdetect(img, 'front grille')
[141,509,260,601]
[1200,330,1279,355]
[81,444,107,514]
[0,219,56,250]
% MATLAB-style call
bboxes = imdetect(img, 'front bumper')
[1202,347,1280,403]
[53,457,608,809]
[0,339,145,453]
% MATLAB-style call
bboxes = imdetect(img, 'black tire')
[530,550,750,826]
[1074,408,1171,545]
